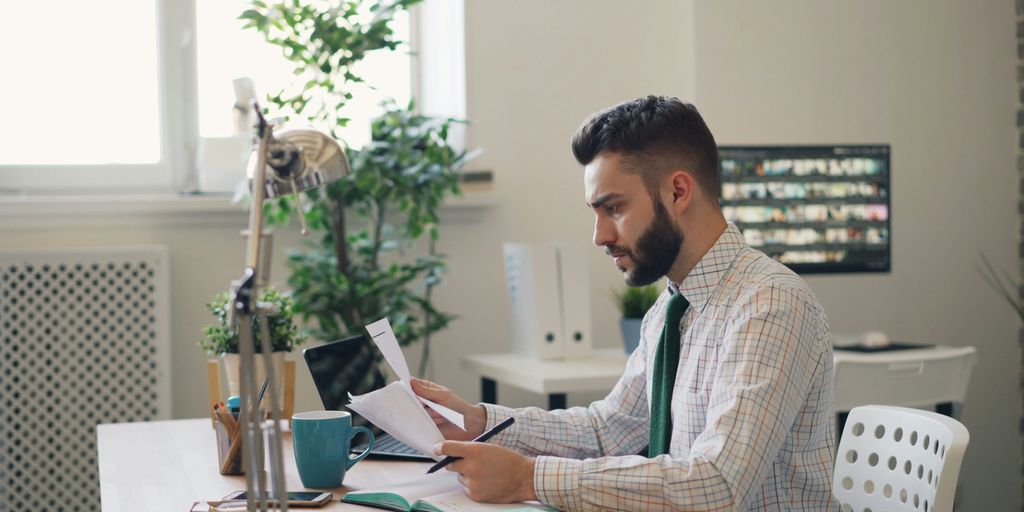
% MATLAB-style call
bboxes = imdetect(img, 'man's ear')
[667,170,697,213]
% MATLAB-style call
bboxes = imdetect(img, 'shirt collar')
[668,222,745,312]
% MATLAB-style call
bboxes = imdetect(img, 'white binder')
[556,241,593,359]
[502,242,593,360]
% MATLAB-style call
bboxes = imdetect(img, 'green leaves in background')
[239,0,421,137]
[241,0,476,381]
[614,284,662,319]
[200,287,308,354]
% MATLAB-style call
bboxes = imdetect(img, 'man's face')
[585,153,684,286]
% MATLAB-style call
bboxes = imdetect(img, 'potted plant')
[614,284,662,354]
[200,287,307,397]
[977,253,1024,323]
[240,0,475,404]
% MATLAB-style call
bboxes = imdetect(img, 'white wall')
[691,2,1018,508]
[1,0,1016,509]
[427,0,695,405]
[443,0,1018,508]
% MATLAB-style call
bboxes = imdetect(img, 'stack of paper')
[347,318,465,459]
[344,472,557,511]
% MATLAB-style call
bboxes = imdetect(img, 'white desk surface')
[831,344,973,363]
[97,418,431,511]
[462,345,970,396]
[462,348,628,395]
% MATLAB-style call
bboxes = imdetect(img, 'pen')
[256,376,269,409]
[426,417,515,474]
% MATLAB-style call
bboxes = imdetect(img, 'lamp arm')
[229,100,290,511]
[230,102,348,511]
[245,104,271,273]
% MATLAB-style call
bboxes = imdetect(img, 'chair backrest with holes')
[833,405,969,512]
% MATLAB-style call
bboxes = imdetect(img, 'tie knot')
[667,291,689,323]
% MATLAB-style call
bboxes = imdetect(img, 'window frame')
[0,0,445,195]
[0,0,196,194]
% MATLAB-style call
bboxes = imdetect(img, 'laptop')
[303,335,434,461]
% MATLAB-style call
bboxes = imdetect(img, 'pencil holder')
[213,410,244,475]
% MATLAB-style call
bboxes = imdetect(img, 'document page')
[346,471,461,504]
[347,318,465,457]
[419,491,557,511]
[345,473,557,512]
[347,381,443,458]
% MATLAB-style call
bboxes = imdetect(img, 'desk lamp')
[230,102,349,511]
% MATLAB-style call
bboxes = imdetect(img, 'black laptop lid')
[303,334,380,412]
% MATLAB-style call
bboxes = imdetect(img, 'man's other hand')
[436,441,537,503]
[411,378,486,440]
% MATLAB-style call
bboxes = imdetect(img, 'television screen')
[718,145,890,274]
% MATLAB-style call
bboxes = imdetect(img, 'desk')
[832,344,976,436]
[97,419,431,511]
[462,348,628,409]
[463,345,974,415]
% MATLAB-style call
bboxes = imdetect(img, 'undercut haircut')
[571,95,720,200]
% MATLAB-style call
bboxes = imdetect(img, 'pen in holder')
[213,402,244,475]
[213,378,270,475]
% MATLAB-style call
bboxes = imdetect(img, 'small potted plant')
[614,284,662,354]
[200,287,307,397]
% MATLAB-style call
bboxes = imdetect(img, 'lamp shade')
[246,127,349,198]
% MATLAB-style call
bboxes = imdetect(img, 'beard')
[609,200,683,286]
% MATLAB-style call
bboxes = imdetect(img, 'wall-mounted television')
[718,145,890,274]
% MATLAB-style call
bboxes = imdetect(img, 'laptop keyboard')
[353,433,428,457]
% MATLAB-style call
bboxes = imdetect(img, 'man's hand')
[436,441,537,503]
[411,378,486,440]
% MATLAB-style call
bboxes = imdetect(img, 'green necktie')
[648,291,689,457]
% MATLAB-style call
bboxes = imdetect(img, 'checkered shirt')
[482,223,838,511]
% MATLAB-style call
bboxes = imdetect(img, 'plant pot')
[620,317,643,355]
[220,351,287,402]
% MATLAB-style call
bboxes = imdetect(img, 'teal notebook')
[342,473,556,512]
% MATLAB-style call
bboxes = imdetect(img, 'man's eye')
[605,204,620,215]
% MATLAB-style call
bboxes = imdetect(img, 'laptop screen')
[303,334,383,413]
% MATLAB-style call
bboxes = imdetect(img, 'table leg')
[936,402,954,418]
[482,377,497,404]
[549,393,567,410]
[836,412,849,441]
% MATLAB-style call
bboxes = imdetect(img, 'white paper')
[347,382,445,460]
[346,472,459,503]
[366,318,413,382]
[347,473,555,511]
[347,318,466,456]
[423,491,556,511]
[418,396,466,430]
[364,317,465,430]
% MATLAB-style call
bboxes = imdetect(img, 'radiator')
[0,246,171,512]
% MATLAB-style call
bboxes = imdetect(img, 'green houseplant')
[201,287,307,397]
[240,0,473,400]
[614,284,661,354]
[977,253,1024,323]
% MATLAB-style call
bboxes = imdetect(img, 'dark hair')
[571,95,719,198]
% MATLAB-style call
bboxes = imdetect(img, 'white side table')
[832,344,976,435]
[462,348,628,409]
[464,344,977,423]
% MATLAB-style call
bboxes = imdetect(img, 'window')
[195,1,411,150]
[0,0,170,191]
[0,0,413,193]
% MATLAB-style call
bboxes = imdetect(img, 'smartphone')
[220,490,332,507]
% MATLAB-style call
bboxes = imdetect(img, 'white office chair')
[833,345,976,434]
[833,405,969,512]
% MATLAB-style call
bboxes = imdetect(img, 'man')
[412,96,837,511]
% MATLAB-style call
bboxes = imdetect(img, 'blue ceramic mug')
[292,410,375,488]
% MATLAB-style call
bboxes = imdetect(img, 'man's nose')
[593,216,615,247]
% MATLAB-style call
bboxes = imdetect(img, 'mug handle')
[347,426,375,469]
